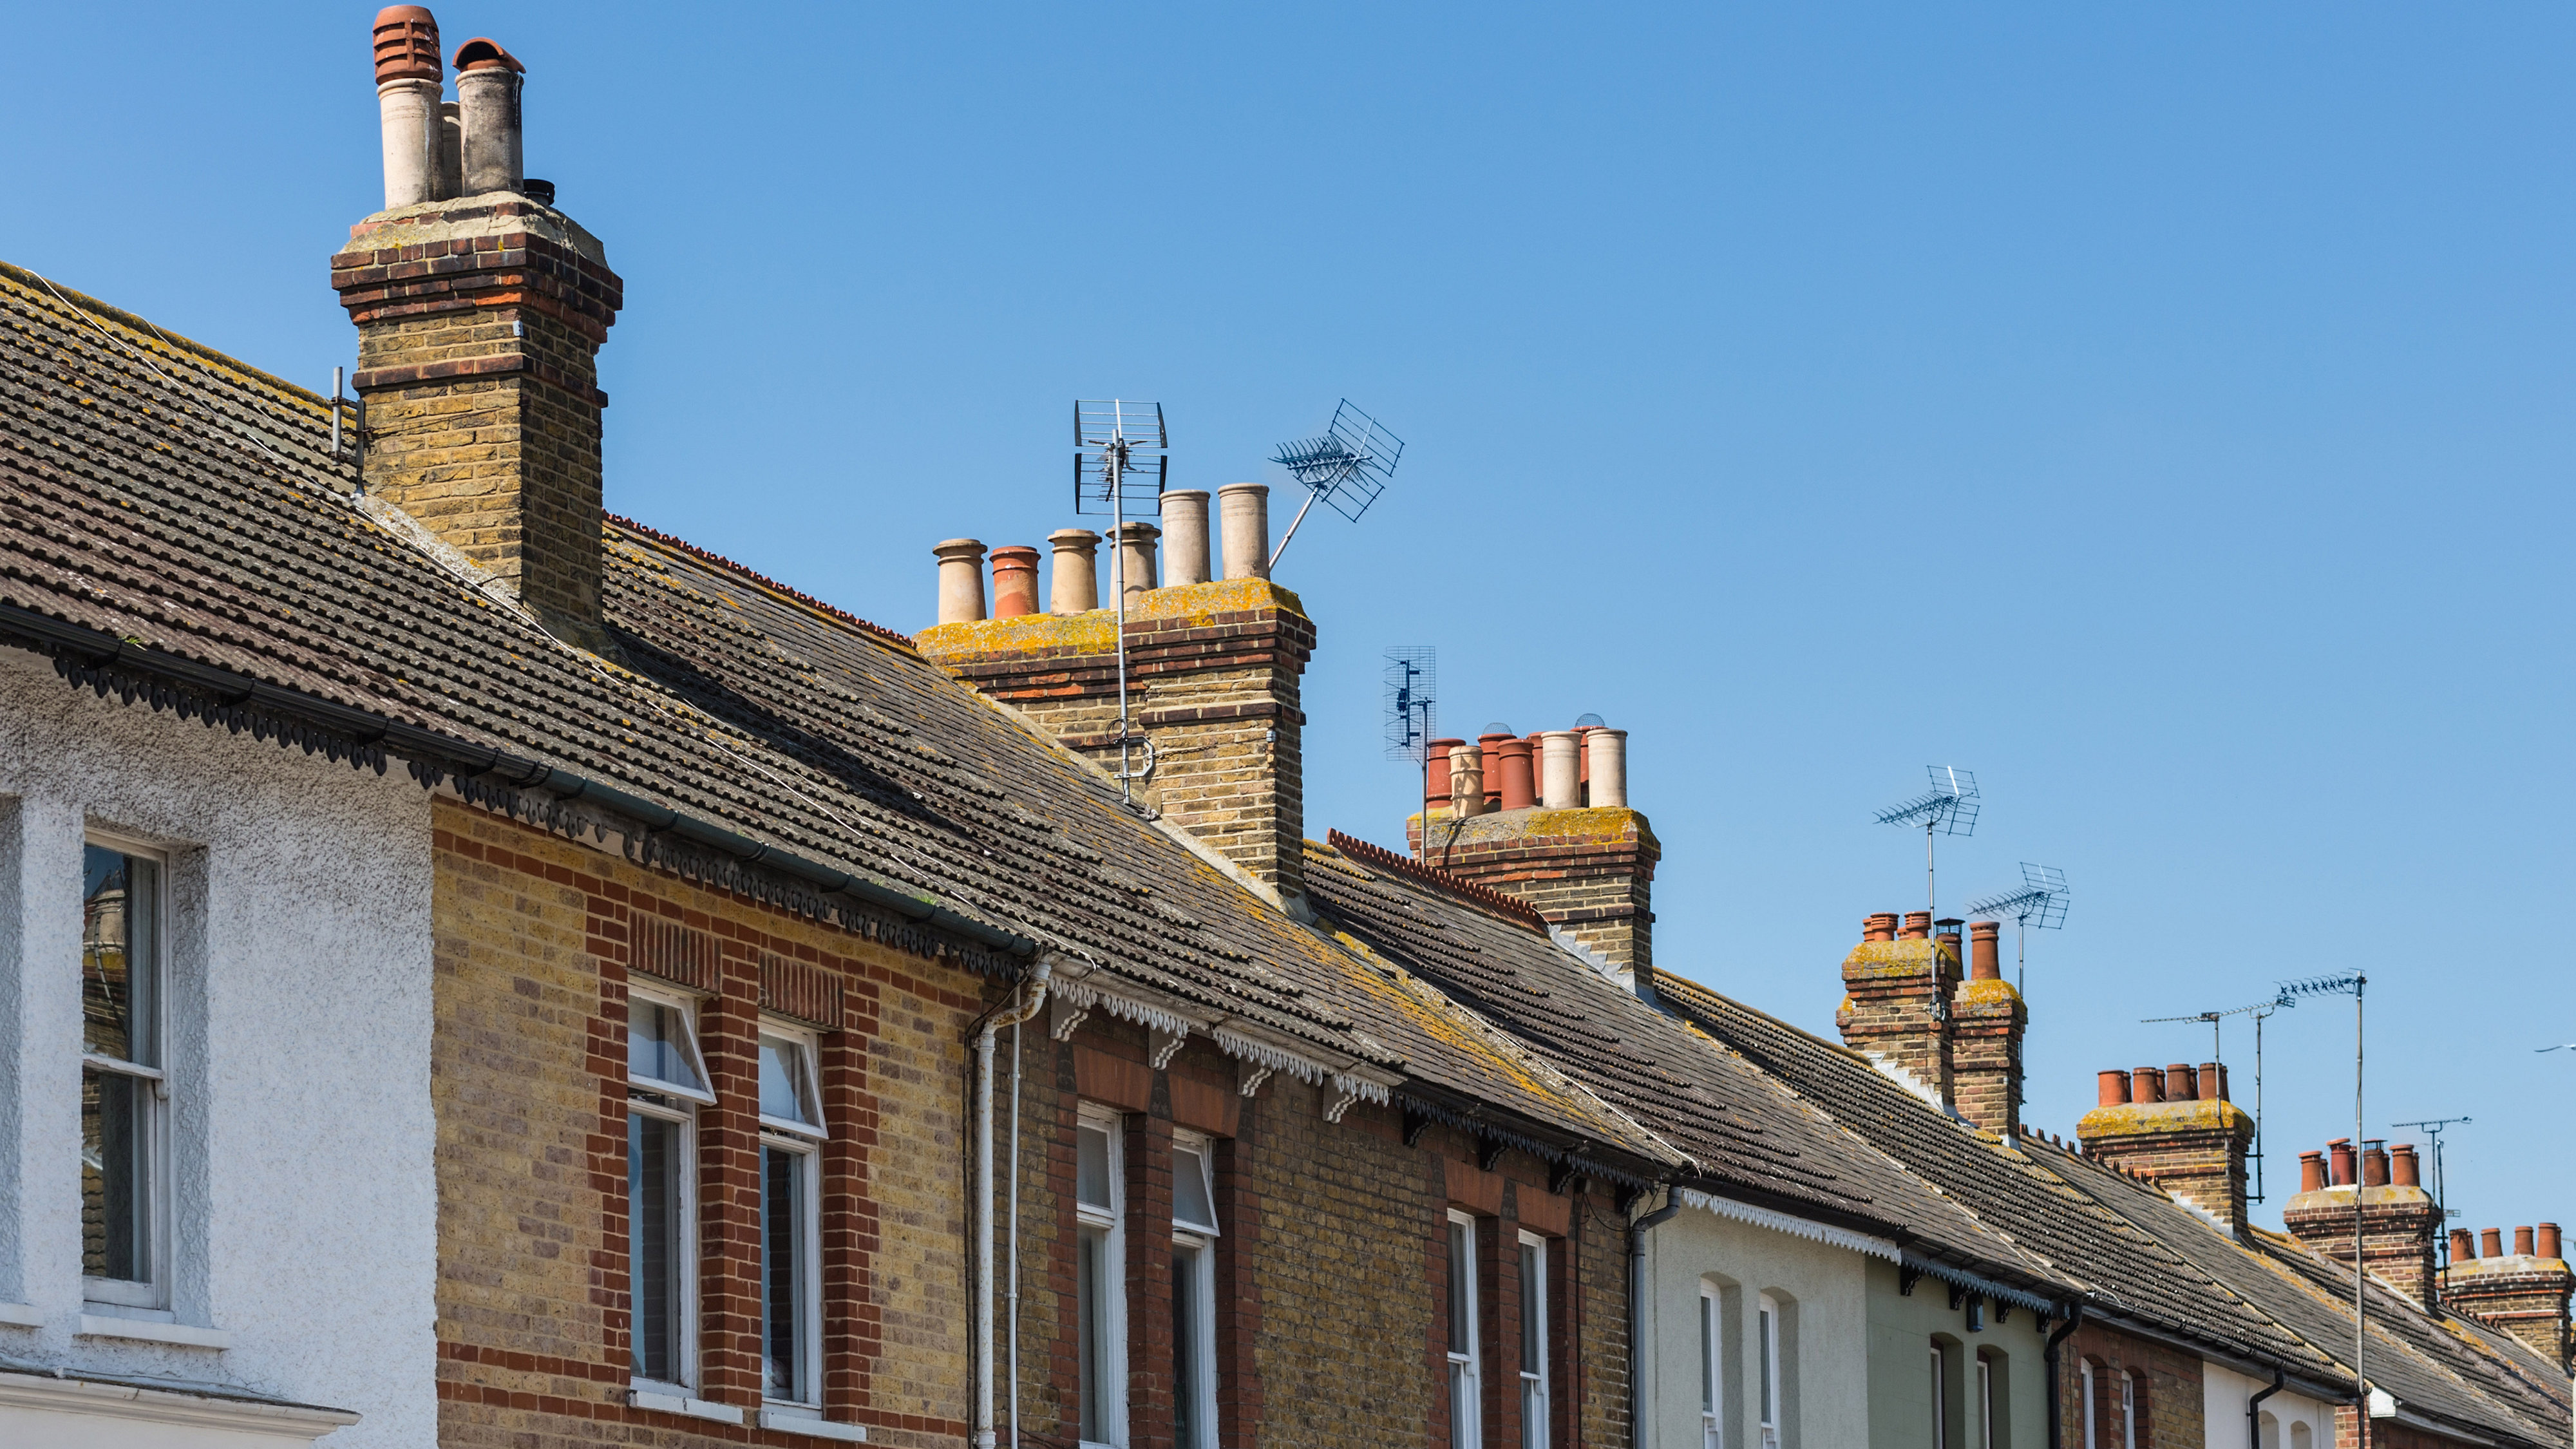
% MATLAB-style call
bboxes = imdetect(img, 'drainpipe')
[2248,1367,2285,1449]
[2044,1298,2087,1449]
[974,961,1053,1449]
[1630,1188,1685,1449]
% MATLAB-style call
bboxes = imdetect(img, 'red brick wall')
[2059,1322,2203,1449]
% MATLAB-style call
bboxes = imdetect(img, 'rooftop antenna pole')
[2143,993,2278,1198]
[1967,863,2067,998]
[1074,401,1170,806]
[2392,1116,2470,1275]
[2279,971,2369,1418]
[1383,647,1437,862]
[1267,400,1405,571]
[1877,765,1980,919]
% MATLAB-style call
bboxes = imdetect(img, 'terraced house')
[0,10,2569,1449]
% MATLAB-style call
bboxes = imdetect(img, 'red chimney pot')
[2097,1070,2130,1106]
[2541,1223,2562,1260]
[1900,911,1931,940]
[452,37,525,73]
[1496,738,1537,811]
[373,6,443,84]
[2361,1141,2389,1188]
[988,546,1041,618]
[2481,1227,2505,1258]
[2164,1064,2197,1102]
[2451,1227,2476,1260]
[1969,920,2002,979]
[1863,913,1898,943]
[2328,1138,2356,1186]
[2515,1225,2536,1257]
[2298,1151,2327,1193]
[2390,1144,2421,1188]
[2131,1067,2164,1104]
[2196,1061,2222,1102]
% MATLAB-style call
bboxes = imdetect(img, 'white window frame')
[1170,1129,1220,1449]
[2119,1368,2137,1449]
[757,1024,828,1139]
[80,833,171,1312]
[759,1022,825,1410]
[1976,1352,1994,1449]
[1931,1341,1948,1449]
[1076,1105,1128,1449]
[2079,1363,2097,1449]
[1698,1282,1724,1449]
[626,983,705,1396]
[1448,1209,1482,1449]
[1517,1231,1549,1449]
[1754,1293,1781,1449]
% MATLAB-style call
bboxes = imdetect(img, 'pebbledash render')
[0,9,2571,1449]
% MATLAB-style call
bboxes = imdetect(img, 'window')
[1975,1352,1996,1449]
[1519,1233,1549,1449]
[1446,1211,1481,1449]
[1075,1108,1126,1449]
[759,1028,825,1408]
[627,986,711,1390]
[1172,1132,1220,1449]
[1754,1294,1780,1449]
[2117,1370,2137,1449]
[82,840,166,1308]
[1698,1285,1723,1449]
[2288,1421,2311,1449]
[1930,1343,1948,1449]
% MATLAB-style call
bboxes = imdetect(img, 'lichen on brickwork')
[2076,1099,2255,1137]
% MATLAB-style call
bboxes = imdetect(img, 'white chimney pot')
[1218,483,1270,580]
[1162,491,1212,585]
[933,538,989,625]
[1586,728,1629,808]
[1047,529,1101,614]
[1539,731,1582,809]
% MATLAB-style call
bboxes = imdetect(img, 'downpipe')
[2248,1367,2286,1449]
[974,961,1052,1449]
[1629,1188,1684,1449]
[2045,1298,2088,1449]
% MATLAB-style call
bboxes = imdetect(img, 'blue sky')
[8,4,2571,1231]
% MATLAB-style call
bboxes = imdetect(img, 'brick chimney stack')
[1835,911,1960,1106]
[2280,1136,2445,1307]
[915,500,1316,903]
[334,9,622,648]
[1949,920,2026,1140]
[2444,1220,2573,1364]
[1403,723,1659,984]
[2078,1057,2257,1236]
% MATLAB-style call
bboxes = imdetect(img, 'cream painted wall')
[2206,1363,2336,1449]
[1638,1200,1873,1449]
[1863,1258,2051,1449]
[0,649,435,1446]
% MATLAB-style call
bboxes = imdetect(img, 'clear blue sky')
[10,4,2571,1233]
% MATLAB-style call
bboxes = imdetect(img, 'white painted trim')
[759,1406,870,1440]
[0,1370,357,1438]
[1674,1188,1902,1262]
[75,1312,232,1349]
[626,1388,745,1424]
[0,1303,41,1327]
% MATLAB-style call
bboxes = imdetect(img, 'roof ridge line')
[1323,828,1549,931]
[609,513,916,650]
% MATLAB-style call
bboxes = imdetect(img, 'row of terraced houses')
[0,10,2567,1449]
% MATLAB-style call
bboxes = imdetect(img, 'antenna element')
[1268,400,1404,569]
[1384,646,1437,862]
[1074,400,1170,804]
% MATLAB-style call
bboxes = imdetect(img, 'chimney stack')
[1835,911,1961,1107]
[2079,1058,2257,1236]
[2282,1137,2443,1307]
[2444,1218,2574,1365]
[337,10,623,647]
[1949,920,2026,1140]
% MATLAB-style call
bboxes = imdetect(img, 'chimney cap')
[373,5,442,85]
[453,37,526,73]
[1574,712,1606,728]
[1479,721,1517,737]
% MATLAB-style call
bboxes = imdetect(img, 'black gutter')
[2045,1298,2087,1449]
[3,605,1041,960]
[2248,1367,2285,1449]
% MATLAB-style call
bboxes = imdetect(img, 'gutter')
[3,605,1040,959]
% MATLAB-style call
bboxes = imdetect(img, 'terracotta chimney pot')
[1161,491,1212,585]
[1046,529,1101,613]
[374,6,442,82]
[2481,1227,2506,1259]
[2515,1226,2536,1257]
[2452,1227,2476,1261]
[1495,738,1537,811]
[2097,1070,2131,1106]
[1448,744,1487,819]
[989,545,1041,618]
[2197,1062,2222,1101]
[1901,911,1933,941]
[1864,913,1899,943]
[2165,1064,2197,1103]
[2541,1223,2562,1259]
[2131,1067,2164,1104]
[2300,1151,2327,1193]
[933,538,988,624]
[2329,1138,2356,1187]
[1112,521,1160,605]
[2391,1143,2421,1188]
[1217,483,1271,580]
[2362,1141,2389,1188]
[372,8,446,209]
[1970,921,2002,980]
[1475,733,1515,810]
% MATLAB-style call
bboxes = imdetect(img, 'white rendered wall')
[0,647,435,1446]
[1640,1200,1871,1449]
[2206,1363,2336,1449]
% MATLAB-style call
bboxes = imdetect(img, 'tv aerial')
[1268,400,1404,570]
[1965,862,2069,995]
[2142,994,2279,1199]
[1875,766,1980,916]
[2391,1116,2471,1269]
[1383,646,1437,862]
[1074,400,1169,804]
[2277,970,2370,1392]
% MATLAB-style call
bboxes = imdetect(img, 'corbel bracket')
[1148,1027,1188,1070]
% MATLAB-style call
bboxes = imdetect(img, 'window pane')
[1523,1378,1544,1449]
[1078,1225,1107,1440]
[1173,1142,1218,1233]
[1174,1245,1199,1449]
[760,1037,820,1128]
[82,846,155,1066]
[1757,1309,1774,1423]
[1077,1124,1113,1211]
[762,1146,808,1401]
[80,1066,149,1281]
[1447,1220,1474,1350]
[630,1113,685,1382]
[1699,1296,1714,1414]
[1520,1242,1542,1375]
[629,999,703,1093]
[1451,1361,1477,1449]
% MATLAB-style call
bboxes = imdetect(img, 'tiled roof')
[1302,833,2070,1291]
[0,259,1669,1173]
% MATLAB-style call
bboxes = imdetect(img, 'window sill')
[77,1313,231,1349]
[627,1387,744,1424]
[0,1302,39,1328]
[759,1407,869,1441]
